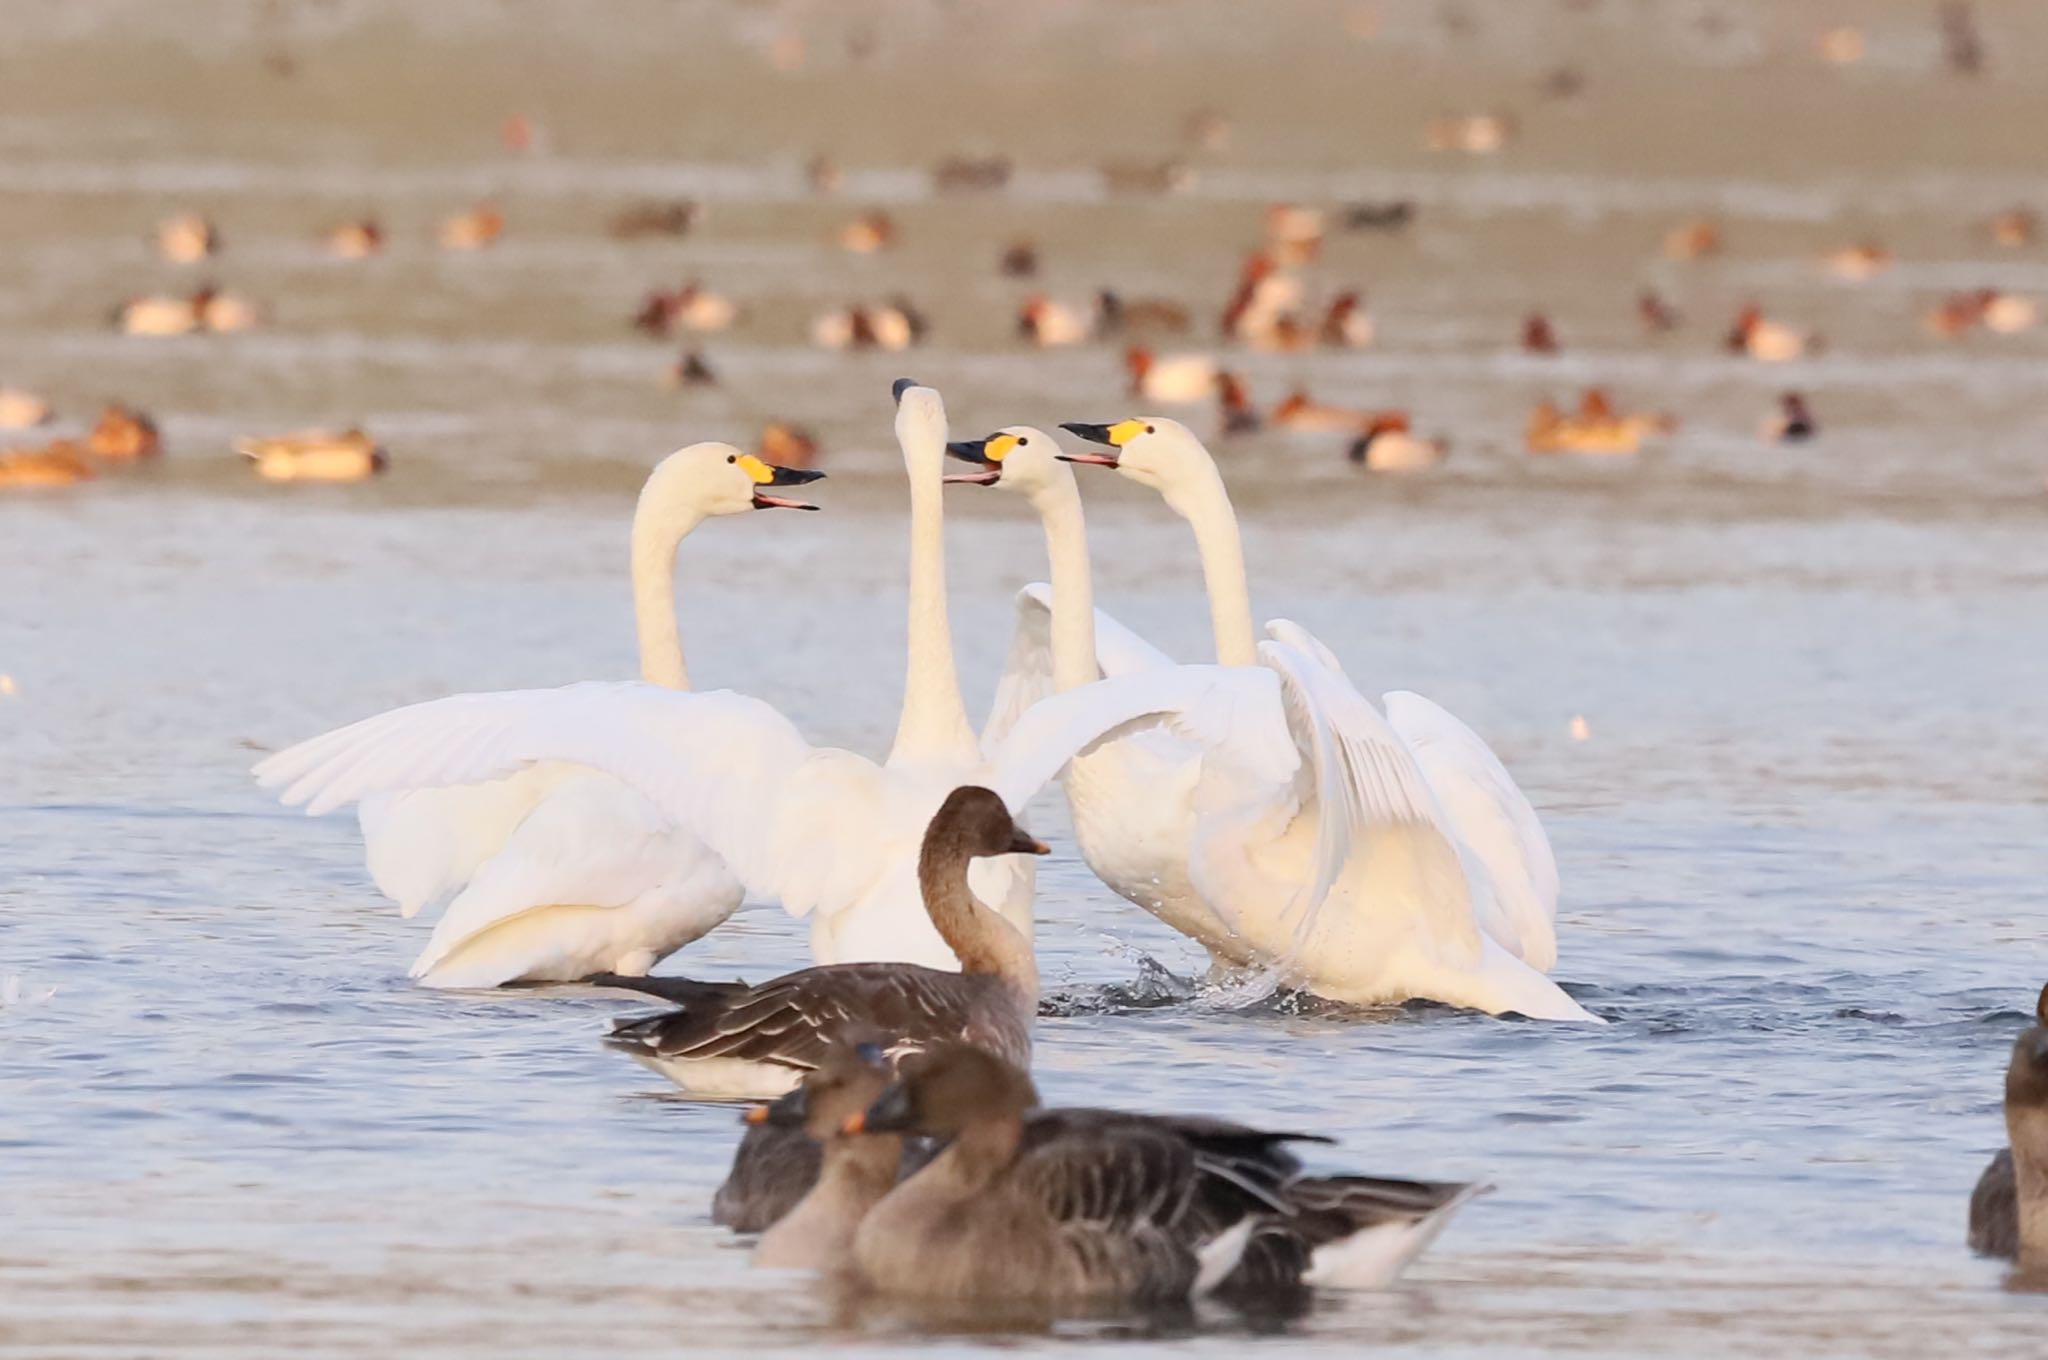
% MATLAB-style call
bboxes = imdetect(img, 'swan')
[949,418,1589,1019]
[281,442,823,988]
[841,1041,1486,1303]
[257,383,1254,977]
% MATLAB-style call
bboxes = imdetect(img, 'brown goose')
[1969,983,2048,1261]
[599,786,1044,1098]
[745,1041,905,1267]
[843,1043,1486,1306]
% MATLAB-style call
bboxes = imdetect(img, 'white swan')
[293,443,823,988]
[945,418,1590,1020]
[258,384,1253,975]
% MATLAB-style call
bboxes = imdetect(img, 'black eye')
[726,454,736,463]
[1145,425,1155,434]
[1017,437,1029,446]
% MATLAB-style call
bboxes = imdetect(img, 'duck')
[1983,291,2039,334]
[1823,242,1892,281]
[1101,159,1196,195]
[437,203,504,251]
[608,200,700,240]
[1096,289,1191,337]
[998,240,1039,278]
[843,1042,1487,1304]
[1725,304,1816,361]
[256,444,821,986]
[1347,415,1445,472]
[961,421,1587,1017]
[757,422,818,469]
[663,350,718,388]
[1663,219,1723,260]
[157,213,218,263]
[87,404,161,460]
[636,283,740,337]
[0,442,95,489]
[1216,372,1260,435]
[1339,200,1415,232]
[812,299,925,352]
[1526,389,1672,456]
[1263,203,1324,266]
[806,154,844,195]
[932,155,1011,194]
[235,429,387,483]
[194,286,263,333]
[115,293,203,337]
[1987,207,2037,248]
[1522,313,1560,354]
[256,384,1241,990]
[1221,254,1305,345]
[741,1040,914,1262]
[1123,346,1217,404]
[324,219,384,259]
[838,211,897,253]
[1015,295,1093,348]
[1182,107,1231,151]
[597,786,1047,1097]
[0,389,52,430]
[1319,291,1375,348]
[1925,291,1986,338]
[1426,112,1514,154]
[1969,983,2048,1262]
[1638,288,1682,333]
[1763,392,1817,444]
[1268,388,1400,437]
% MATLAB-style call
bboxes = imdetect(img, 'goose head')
[942,425,1071,503]
[2007,984,2048,1158]
[745,1039,893,1141]
[927,785,1049,861]
[1057,415,1220,510]
[845,1040,1039,1138]
[640,441,825,522]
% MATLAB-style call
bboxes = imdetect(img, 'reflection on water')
[6,0,2048,1354]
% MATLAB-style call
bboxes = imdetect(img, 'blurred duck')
[1984,291,2040,334]
[1221,253,1304,343]
[812,298,925,351]
[998,240,1039,278]
[0,388,52,430]
[608,199,700,240]
[196,287,262,333]
[1926,289,2039,338]
[1216,372,1260,435]
[1970,983,2048,1262]
[636,283,741,336]
[1101,158,1196,195]
[157,213,218,263]
[1823,241,1892,281]
[1016,295,1093,348]
[1340,200,1416,232]
[437,203,504,251]
[842,1043,1486,1304]
[663,350,718,388]
[838,210,897,253]
[1725,305,1816,361]
[1096,289,1191,337]
[1522,313,1560,354]
[1638,288,1682,333]
[932,155,1011,193]
[1426,112,1514,153]
[324,219,384,259]
[1319,291,1375,348]
[757,422,818,469]
[806,154,844,195]
[87,404,160,460]
[1263,203,1325,266]
[1348,414,1445,473]
[1270,388,1400,436]
[1663,219,1723,260]
[237,428,387,483]
[1987,207,2037,248]
[0,442,94,489]
[1762,392,1817,444]
[1181,107,1231,151]
[1527,389,1673,455]
[116,293,203,337]
[1123,346,1217,403]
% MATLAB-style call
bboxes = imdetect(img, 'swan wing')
[979,583,1177,754]
[1383,690,1560,971]
[1253,638,1482,965]
[354,764,584,918]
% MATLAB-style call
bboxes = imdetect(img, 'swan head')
[942,425,1072,501]
[892,379,950,477]
[843,1040,1039,1138]
[1057,416,1217,499]
[643,441,825,519]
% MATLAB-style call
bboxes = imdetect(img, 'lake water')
[4,2,2048,1355]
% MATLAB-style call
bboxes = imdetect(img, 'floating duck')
[324,219,384,259]
[1269,388,1402,436]
[663,350,717,388]
[1762,392,1817,444]
[1095,289,1190,336]
[500,112,538,154]
[1983,291,2039,333]
[811,298,925,351]
[1340,200,1415,232]
[1215,372,1260,435]
[1101,159,1195,195]
[1016,295,1092,347]
[116,294,203,336]
[608,200,700,239]
[1987,207,2036,248]
[1347,414,1445,472]
[1925,289,2037,338]
[1823,242,1892,281]
[1725,304,1815,361]
[1319,291,1375,348]
[87,404,161,460]
[1263,203,1324,265]
[0,442,94,489]
[0,389,52,430]
[932,155,1011,193]
[998,240,1039,278]
[157,213,218,264]
[1123,346,1217,403]
[838,211,896,253]
[1527,389,1673,455]
[1663,219,1723,260]
[1638,288,1682,333]
[635,283,740,336]
[236,429,387,483]
[1523,313,1561,354]
[756,422,818,469]
[196,287,263,333]
[1220,252,1304,343]
[437,204,504,251]
[1181,107,1231,150]
[1426,112,1514,153]
[805,154,844,195]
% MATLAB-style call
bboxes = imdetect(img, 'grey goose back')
[843,1043,1487,1307]
[601,786,1045,1098]
[1969,982,2048,1262]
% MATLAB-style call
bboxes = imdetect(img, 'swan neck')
[892,472,976,761]
[630,496,700,690]
[1034,479,1098,691]
[1172,472,1258,667]
[918,831,1037,995]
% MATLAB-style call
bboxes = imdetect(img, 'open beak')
[943,438,1003,486]
[742,456,826,511]
[1008,827,1052,856]
[1056,422,1122,466]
